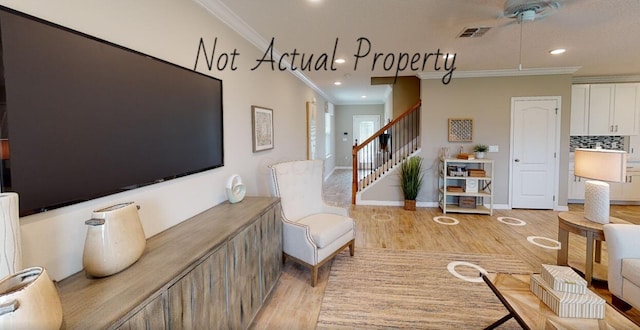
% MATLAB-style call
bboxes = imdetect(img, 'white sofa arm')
[603,224,640,297]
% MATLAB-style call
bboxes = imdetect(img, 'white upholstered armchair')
[603,223,640,310]
[269,159,355,287]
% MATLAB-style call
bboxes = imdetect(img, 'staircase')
[351,101,421,204]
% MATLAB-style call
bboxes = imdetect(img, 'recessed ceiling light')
[335,58,346,64]
[549,48,566,55]
[361,95,367,99]
[334,81,342,86]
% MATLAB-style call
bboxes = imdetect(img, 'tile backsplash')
[570,136,625,152]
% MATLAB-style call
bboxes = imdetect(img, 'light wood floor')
[251,169,640,329]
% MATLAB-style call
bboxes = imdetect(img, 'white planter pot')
[0,267,63,330]
[0,193,21,280]
[83,202,146,277]
[475,152,485,159]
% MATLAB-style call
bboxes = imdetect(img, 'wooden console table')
[556,211,629,286]
[56,197,282,329]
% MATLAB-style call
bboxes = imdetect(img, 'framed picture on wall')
[251,105,274,152]
[448,118,473,142]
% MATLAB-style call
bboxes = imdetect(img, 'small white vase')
[475,152,485,159]
[0,193,21,280]
[225,174,246,204]
[0,267,63,330]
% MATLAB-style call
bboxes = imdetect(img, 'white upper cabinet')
[587,84,615,135]
[629,135,640,161]
[613,83,640,135]
[586,83,639,136]
[570,84,590,135]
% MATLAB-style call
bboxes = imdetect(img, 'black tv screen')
[0,8,224,216]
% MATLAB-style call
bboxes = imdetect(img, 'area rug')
[316,249,534,329]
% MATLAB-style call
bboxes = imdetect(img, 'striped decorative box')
[530,274,605,319]
[541,264,587,294]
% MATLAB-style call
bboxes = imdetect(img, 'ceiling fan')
[503,0,562,23]
[500,0,563,70]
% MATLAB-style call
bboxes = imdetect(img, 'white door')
[353,115,380,169]
[510,97,560,209]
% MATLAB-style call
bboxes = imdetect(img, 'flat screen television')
[0,7,224,216]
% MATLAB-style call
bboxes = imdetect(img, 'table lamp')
[573,148,627,224]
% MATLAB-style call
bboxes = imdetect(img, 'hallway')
[322,168,352,208]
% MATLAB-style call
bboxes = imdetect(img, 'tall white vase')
[0,193,21,280]
[0,266,63,329]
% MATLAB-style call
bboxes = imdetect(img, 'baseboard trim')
[353,201,567,212]
[353,201,514,210]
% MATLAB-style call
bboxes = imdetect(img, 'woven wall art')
[448,118,473,142]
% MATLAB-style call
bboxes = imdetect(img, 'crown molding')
[418,67,581,80]
[572,75,640,84]
[193,0,334,103]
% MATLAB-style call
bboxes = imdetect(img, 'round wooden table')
[556,211,630,286]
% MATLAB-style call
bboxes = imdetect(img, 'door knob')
[514,159,520,162]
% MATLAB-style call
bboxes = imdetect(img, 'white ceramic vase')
[83,202,146,277]
[0,193,21,280]
[226,174,246,204]
[0,266,63,330]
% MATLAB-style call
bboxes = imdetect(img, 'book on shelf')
[456,153,475,160]
[468,169,486,177]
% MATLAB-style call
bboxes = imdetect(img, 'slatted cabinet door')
[58,198,282,329]
[118,292,168,329]
[227,221,261,329]
[260,204,282,301]
[168,246,228,329]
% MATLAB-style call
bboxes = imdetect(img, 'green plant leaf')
[473,144,488,152]
[400,156,424,200]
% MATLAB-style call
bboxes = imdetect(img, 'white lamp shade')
[574,148,627,182]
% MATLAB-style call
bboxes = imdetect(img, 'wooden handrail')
[352,100,421,155]
[351,100,421,204]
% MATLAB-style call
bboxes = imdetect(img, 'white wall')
[1,0,325,280]
[384,91,393,124]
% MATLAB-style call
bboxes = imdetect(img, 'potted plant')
[473,144,488,159]
[400,156,423,211]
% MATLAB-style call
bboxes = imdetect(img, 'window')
[325,103,334,158]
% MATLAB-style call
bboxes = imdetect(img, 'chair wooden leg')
[349,240,355,256]
[311,265,319,287]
